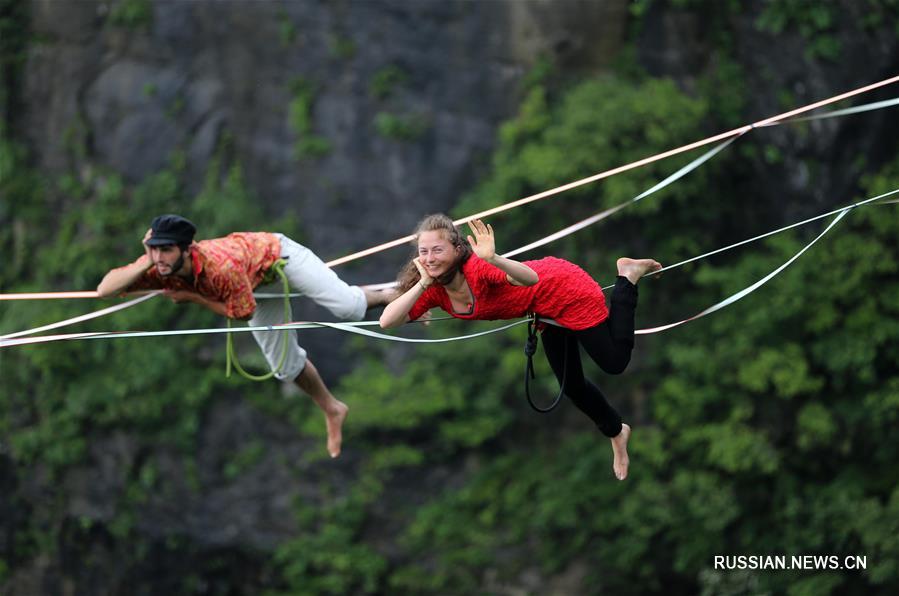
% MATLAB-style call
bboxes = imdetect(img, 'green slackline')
[226,259,290,381]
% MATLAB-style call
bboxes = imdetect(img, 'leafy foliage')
[0,130,299,584]
[107,0,153,31]
[369,65,409,101]
[377,133,899,596]
[4,2,899,593]
[756,0,840,60]
[288,77,332,159]
[373,112,429,142]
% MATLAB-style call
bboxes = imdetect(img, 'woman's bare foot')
[610,423,631,480]
[325,400,349,458]
[617,258,662,285]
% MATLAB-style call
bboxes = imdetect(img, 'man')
[97,214,390,458]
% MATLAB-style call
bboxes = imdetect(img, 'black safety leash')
[524,314,567,413]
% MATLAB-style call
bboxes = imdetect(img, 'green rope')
[226,259,291,381]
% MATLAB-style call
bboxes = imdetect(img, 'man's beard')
[158,251,185,277]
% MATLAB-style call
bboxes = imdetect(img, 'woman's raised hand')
[467,219,495,261]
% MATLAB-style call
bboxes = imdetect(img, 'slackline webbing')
[3,84,898,302]
[635,208,851,334]
[0,318,528,348]
[340,89,899,292]
[767,96,899,124]
[2,82,898,349]
[0,292,161,340]
[0,130,742,335]
[503,135,742,259]
[323,77,899,268]
[4,191,893,348]
[602,186,899,290]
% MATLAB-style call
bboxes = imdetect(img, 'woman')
[380,214,661,480]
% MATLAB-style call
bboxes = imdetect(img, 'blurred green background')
[2,1,898,594]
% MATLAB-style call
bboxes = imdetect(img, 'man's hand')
[467,218,496,262]
[141,228,157,271]
[415,310,433,326]
[164,289,199,304]
[96,231,156,297]
[163,290,231,317]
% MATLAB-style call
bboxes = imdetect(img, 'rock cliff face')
[16,0,630,380]
[21,0,628,259]
[637,1,899,214]
[4,0,899,593]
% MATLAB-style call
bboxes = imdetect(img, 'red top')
[408,255,608,330]
[124,232,281,319]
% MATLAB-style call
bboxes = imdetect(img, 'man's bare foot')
[363,287,396,308]
[610,423,631,480]
[617,258,662,285]
[325,400,349,458]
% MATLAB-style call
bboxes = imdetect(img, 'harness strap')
[226,258,291,381]
[524,314,568,413]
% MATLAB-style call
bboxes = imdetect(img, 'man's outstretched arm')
[97,255,154,297]
[97,229,155,297]
[164,290,252,321]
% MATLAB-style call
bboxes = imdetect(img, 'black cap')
[146,214,197,246]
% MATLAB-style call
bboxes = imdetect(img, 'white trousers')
[249,234,367,382]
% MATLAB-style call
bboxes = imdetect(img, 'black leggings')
[540,276,638,437]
